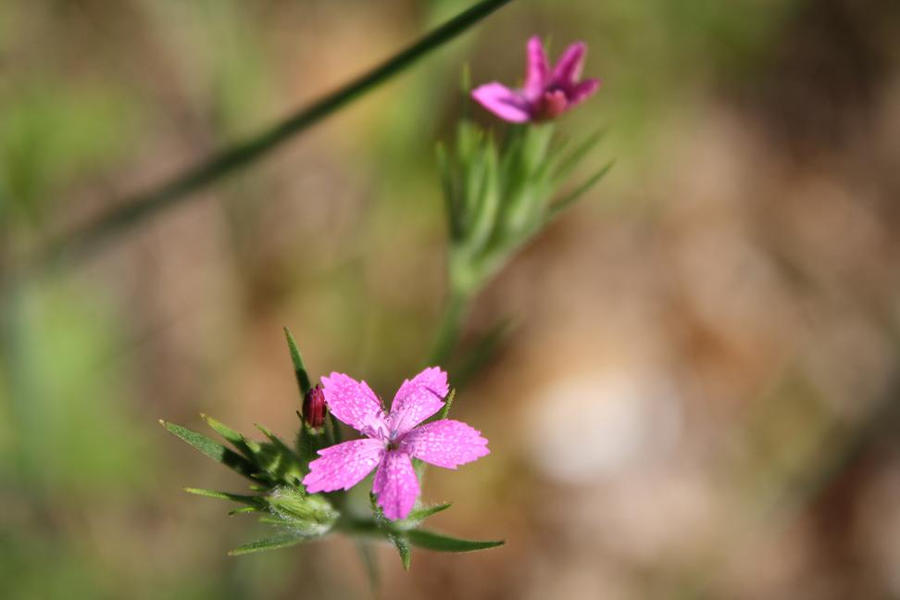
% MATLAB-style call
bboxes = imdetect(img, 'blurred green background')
[2,0,900,598]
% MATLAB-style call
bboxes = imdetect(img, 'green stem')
[27,0,515,272]
[428,290,471,365]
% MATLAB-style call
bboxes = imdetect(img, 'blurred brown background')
[2,0,900,598]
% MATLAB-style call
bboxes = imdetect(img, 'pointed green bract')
[229,506,258,516]
[440,120,610,301]
[228,533,309,556]
[395,534,412,570]
[185,488,264,507]
[551,128,607,183]
[283,327,312,396]
[438,389,456,420]
[160,420,257,480]
[406,529,504,552]
[547,160,615,221]
[203,413,261,456]
[395,503,453,531]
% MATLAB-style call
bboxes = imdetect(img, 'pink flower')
[301,367,489,520]
[472,36,600,123]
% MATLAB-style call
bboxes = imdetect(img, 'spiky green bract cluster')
[161,329,503,567]
[438,122,612,297]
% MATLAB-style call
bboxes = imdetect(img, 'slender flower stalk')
[16,0,517,281]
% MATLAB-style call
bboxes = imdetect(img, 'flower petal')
[399,419,489,470]
[552,41,587,86]
[387,366,449,437]
[321,372,387,438]
[302,438,384,493]
[372,450,419,520]
[524,36,549,100]
[568,78,600,105]
[471,83,532,123]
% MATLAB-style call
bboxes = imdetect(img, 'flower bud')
[303,384,327,429]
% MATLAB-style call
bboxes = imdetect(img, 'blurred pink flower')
[302,367,489,520]
[472,36,600,123]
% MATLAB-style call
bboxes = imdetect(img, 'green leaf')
[551,128,607,183]
[184,488,263,507]
[406,529,504,553]
[228,533,309,556]
[202,414,261,456]
[546,160,615,221]
[160,420,257,480]
[283,327,312,396]
[229,506,258,516]
[395,503,453,530]
[394,534,412,570]
[369,492,412,569]
[408,503,452,521]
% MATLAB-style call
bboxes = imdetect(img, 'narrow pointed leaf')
[393,534,412,570]
[184,488,264,507]
[551,128,607,183]
[160,420,257,479]
[228,533,309,556]
[284,327,312,396]
[202,414,261,456]
[406,529,504,552]
[229,506,259,516]
[396,503,452,530]
[34,0,516,274]
[547,160,614,221]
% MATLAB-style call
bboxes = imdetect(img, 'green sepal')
[160,420,257,480]
[406,529,504,553]
[228,533,309,556]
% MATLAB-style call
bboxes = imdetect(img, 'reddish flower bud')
[303,384,327,429]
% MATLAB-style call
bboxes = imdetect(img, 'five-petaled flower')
[302,367,489,520]
[472,36,600,123]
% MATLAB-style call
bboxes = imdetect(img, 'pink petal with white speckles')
[372,450,420,520]
[399,419,489,470]
[302,438,383,493]
[321,372,387,438]
[387,366,449,437]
